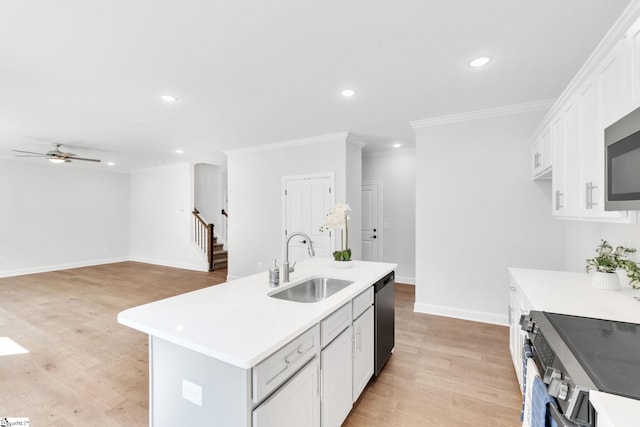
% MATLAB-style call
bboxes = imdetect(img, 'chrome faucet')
[283,232,316,282]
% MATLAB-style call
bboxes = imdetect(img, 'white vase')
[591,271,621,291]
[332,260,354,269]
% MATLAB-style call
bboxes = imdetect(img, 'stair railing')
[192,209,215,271]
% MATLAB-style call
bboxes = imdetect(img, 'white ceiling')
[0,0,632,171]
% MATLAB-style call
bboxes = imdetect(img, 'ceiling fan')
[12,143,101,164]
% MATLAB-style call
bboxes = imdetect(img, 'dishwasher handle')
[375,272,395,292]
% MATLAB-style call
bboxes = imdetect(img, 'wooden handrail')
[192,209,215,271]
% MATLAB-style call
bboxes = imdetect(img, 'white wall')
[362,147,416,283]
[130,162,206,271]
[226,133,361,279]
[413,109,566,325]
[345,139,363,261]
[563,221,640,275]
[0,158,130,277]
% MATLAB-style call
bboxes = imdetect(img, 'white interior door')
[284,175,334,264]
[361,183,380,262]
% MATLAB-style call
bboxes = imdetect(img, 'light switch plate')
[182,379,203,406]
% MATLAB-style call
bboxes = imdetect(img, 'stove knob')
[548,378,569,400]
[557,382,569,401]
[520,315,535,332]
[543,367,561,385]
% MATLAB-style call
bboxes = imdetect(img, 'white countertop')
[118,259,396,369]
[508,268,640,324]
[590,391,640,427]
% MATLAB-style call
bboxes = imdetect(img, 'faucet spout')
[283,231,315,282]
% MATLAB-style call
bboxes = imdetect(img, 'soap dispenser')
[269,259,280,287]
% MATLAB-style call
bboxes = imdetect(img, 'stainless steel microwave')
[604,105,640,211]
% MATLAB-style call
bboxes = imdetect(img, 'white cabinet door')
[598,38,632,129]
[352,305,374,402]
[577,75,631,221]
[551,101,580,218]
[321,326,353,427]
[628,17,640,108]
[508,282,531,392]
[532,127,552,179]
[253,357,320,427]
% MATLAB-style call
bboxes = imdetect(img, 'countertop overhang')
[118,259,396,369]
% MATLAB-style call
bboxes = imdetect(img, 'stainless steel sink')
[270,277,354,303]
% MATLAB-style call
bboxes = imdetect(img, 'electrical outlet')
[182,379,202,406]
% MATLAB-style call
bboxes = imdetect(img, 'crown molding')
[224,132,350,156]
[346,133,367,148]
[363,145,415,159]
[410,98,556,130]
[530,0,640,138]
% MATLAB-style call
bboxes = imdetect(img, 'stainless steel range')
[521,311,640,426]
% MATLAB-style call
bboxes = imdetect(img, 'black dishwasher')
[374,271,395,376]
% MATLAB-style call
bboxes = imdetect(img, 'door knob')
[373,228,377,232]
[373,235,377,239]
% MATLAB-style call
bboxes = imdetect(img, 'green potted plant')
[586,240,640,291]
[320,203,352,266]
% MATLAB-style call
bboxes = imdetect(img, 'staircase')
[212,236,228,269]
[193,209,228,271]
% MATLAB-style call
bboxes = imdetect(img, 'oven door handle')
[548,403,580,427]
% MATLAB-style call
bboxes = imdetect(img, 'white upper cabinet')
[581,39,633,221]
[627,15,640,108]
[551,99,580,218]
[597,39,633,128]
[533,8,640,223]
[532,127,552,179]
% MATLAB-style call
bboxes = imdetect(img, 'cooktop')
[545,312,640,400]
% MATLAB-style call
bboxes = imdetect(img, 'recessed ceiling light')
[341,89,357,97]
[175,149,184,154]
[161,95,178,103]
[392,143,402,148]
[106,161,115,166]
[469,56,492,68]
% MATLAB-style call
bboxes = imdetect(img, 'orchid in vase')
[320,203,352,261]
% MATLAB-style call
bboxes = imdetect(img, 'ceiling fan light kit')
[12,143,101,164]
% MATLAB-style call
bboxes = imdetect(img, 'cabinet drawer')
[252,325,320,404]
[352,287,373,319]
[321,303,352,348]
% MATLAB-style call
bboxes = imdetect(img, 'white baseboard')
[0,257,130,278]
[414,302,508,326]
[128,257,209,272]
[0,256,213,279]
[395,275,415,285]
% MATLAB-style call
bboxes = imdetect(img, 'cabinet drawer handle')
[266,362,291,385]
[265,342,313,386]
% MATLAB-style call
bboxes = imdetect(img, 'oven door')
[548,404,580,427]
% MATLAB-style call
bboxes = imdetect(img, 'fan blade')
[69,157,101,163]
[14,154,48,157]
[12,149,46,155]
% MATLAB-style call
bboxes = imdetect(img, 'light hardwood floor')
[0,262,521,426]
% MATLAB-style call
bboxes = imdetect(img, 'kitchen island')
[118,258,396,427]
